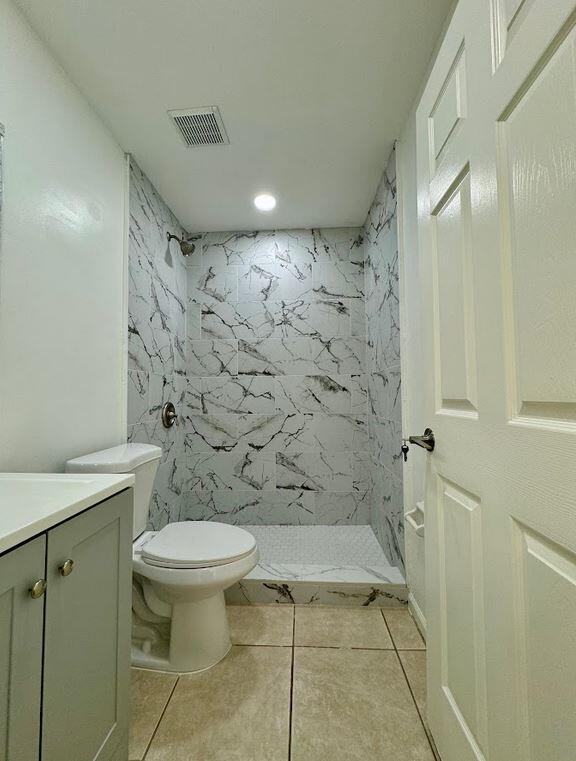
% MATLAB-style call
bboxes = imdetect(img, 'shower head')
[167,232,196,257]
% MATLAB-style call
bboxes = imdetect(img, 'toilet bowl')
[66,444,259,673]
[132,522,258,672]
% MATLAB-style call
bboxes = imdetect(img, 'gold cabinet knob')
[58,559,74,577]
[29,579,47,599]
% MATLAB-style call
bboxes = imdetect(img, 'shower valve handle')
[162,402,177,428]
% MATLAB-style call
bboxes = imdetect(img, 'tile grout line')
[287,606,296,761]
[380,609,439,760]
[235,643,293,648]
[288,643,395,651]
[395,648,442,761]
[141,675,180,761]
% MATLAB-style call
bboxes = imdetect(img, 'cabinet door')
[0,536,46,761]
[42,490,132,761]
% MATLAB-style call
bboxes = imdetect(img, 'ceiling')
[16,0,453,232]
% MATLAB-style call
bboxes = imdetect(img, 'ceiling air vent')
[168,106,229,147]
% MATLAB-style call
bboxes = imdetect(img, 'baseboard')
[408,592,427,639]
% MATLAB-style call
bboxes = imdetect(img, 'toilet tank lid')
[65,443,162,473]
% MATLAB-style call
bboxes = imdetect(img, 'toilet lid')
[141,521,257,568]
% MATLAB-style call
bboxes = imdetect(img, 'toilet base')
[132,590,232,673]
[131,641,232,675]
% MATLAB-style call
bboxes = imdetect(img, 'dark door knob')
[408,428,435,452]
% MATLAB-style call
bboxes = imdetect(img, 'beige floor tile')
[228,604,294,646]
[399,650,427,719]
[129,668,177,761]
[294,606,393,649]
[383,609,426,650]
[291,647,434,761]
[145,646,292,761]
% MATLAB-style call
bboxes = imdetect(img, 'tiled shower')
[128,148,404,604]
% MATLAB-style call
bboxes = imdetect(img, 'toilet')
[65,443,259,673]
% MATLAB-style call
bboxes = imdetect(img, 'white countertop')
[0,473,135,555]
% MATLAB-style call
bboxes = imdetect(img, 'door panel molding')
[491,0,536,68]
[429,43,468,175]
[431,168,479,419]
[497,17,576,431]
[437,476,488,756]
[512,519,576,760]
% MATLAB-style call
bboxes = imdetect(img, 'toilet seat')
[141,521,257,569]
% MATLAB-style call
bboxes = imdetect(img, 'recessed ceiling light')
[254,193,276,212]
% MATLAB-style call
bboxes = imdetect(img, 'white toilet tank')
[65,443,162,539]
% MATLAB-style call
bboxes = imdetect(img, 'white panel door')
[416,1,576,759]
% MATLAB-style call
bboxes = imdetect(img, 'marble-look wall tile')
[311,228,365,264]
[129,160,404,545]
[128,312,174,377]
[237,413,316,453]
[312,337,366,375]
[187,339,238,377]
[252,230,286,263]
[200,376,276,414]
[184,412,316,455]
[361,146,404,571]
[275,259,315,300]
[185,414,239,453]
[128,370,149,426]
[226,579,408,607]
[148,370,186,420]
[238,262,314,302]
[185,447,276,491]
[179,489,315,525]
[368,367,401,421]
[187,265,238,305]
[371,467,404,570]
[366,252,400,371]
[314,491,371,525]
[237,337,365,376]
[202,302,276,340]
[369,417,403,482]
[238,264,281,301]
[312,414,369,451]
[264,228,364,266]
[187,304,202,340]
[202,299,359,341]
[350,300,367,338]
[178,223,376,531]
[127,418,184,530]
[184,376,203,414]
[127,160,189,528]
[202,231,259,266]
[275,299,353,338]
[365,153,397,246]
[276,451,369,493]
[275,374,368,415]
[274,300,313,338]
[313,261,364,301]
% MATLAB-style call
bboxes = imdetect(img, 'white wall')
[397,113,427,632]
[0,0,127,471]
[396,0,457,637]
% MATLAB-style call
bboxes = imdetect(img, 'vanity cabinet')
[0,536,46,761]
[0,489,132,761]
